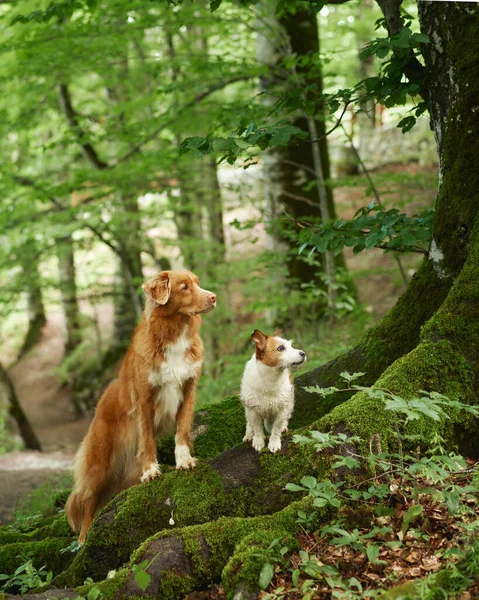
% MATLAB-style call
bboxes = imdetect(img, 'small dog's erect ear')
[251,329,267,351]
[142,272,171,305]
[272,329,283,338]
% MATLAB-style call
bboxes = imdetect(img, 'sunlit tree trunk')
[256,0,352,321]
[356,0,377,160]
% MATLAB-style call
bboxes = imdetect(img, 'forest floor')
[0,163,438,525]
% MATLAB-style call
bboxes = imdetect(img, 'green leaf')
[402,504,423,535]
[210,0,221,11]
[443,490,460,514]
[87,586,101,600]
[397,116,416,133]
[410,32,430,44]
[300,476,317,490]
[134,570,151,592]
[331,456,361,470]
[285,483,305,492]
[259,563,274,590]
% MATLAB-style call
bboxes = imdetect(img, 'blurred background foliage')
[0,0,438,453]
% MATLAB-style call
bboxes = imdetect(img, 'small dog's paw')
[243,433,253,443]
[141,462,161,483]
[268,437,282,453]
[252,436,265,452]
[175,444,198,470]
[176,455,198,470]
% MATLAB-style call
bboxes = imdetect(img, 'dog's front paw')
[140,462,161,483]
[175,444,198,470]
[252,436,265,452]
[268,436,282,453]
[243,433,253,443]
[176,455,198,470]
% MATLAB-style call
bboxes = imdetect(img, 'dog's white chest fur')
[148,330,201,426]
[240,356,294,417]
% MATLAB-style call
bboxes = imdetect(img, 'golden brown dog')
[65,270,216,544]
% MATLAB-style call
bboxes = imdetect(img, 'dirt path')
[0,314,91,524]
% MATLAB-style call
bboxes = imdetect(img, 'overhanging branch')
[57,83,109,170]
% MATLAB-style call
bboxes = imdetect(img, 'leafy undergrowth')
[259,459,479,599]
[187,461,479,600]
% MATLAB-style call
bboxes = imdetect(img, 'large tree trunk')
[257,1,352,322]
[0,362,41,451]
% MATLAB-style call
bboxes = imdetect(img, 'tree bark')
[56,232,81,354]
[0,362,41,451]
[256,1,352,321]
[18,241,47,359]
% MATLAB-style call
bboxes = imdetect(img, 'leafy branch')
[297,202,434,258]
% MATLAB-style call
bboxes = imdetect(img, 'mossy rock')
[0,515,72,546]
[0,538,74,578]
[221,529,297,598]
[94,497,325,600]
[54,438,329,587]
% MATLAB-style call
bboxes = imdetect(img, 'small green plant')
[0,558,53,594]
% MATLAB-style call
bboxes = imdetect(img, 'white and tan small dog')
[240,329,306,453]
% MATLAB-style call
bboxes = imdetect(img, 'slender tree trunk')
[0,362,41,451]
[111,256,139,351]
[202,158,226,265]
[356,0,377,160]
[18,241,47,359]
[56,232,81,354]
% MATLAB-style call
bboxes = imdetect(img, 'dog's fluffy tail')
[65,490,84,533]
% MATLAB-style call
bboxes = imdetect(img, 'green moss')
[56,435,330,588]
[156,396,246,465]
[320,339,477,454]
[0,515,72,547]
[422,218,479,364]
[75,567,130,600]
[124,497,325,599]
[157,571,196,600]
[0,538,74,578]
[194,396,246,459]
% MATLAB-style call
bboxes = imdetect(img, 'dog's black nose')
[299,351,306,358]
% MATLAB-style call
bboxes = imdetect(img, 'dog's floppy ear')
[272,329,283,338]
[142,272,171,305]
[251,329,267,351]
